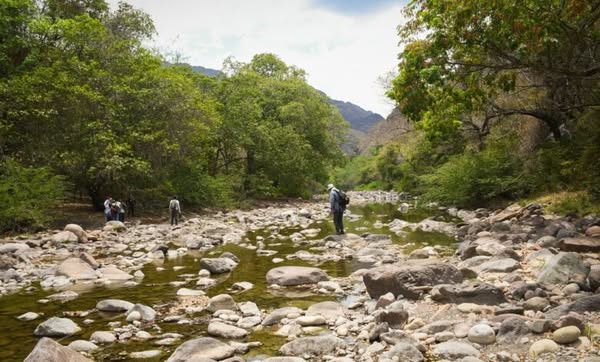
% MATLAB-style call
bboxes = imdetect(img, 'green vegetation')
[334,0,600,213]
[0,0,346,231]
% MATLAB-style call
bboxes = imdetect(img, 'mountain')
[359,106,413,153]
[190,65,221,77]
[329,99,384,133]
[190,65,384,133]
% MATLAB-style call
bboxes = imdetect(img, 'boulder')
[558,237,600,253]
[126,304,156,321]
[432,341,480,360]
[24,337,91,362]
[431,283,507,305]
[200,258,238,274]
[0,242,30,254]
[497,317,530,344]
[90,331,116,344]
[51,231,78,244]
[306,301,345,320]
[68,340,98,352]
[545,295,600,320]
[64,224,87,242]
[104,220,126,232]
[165,337,235,361]
[79,252,99,269]
[207,321,248,339]
[552,326,581,344]
[262,307,303,326]
[468,324,496,345]
[529,339,559,358]
[206,294,238,312]
[380,342,424,361]
[363,261,463,299]
[476,258,520,273]
[589,264,600,291]
[266,266,329,286]
[96,299,134,312]
[279,335,345,357]
[97,265,133,280]
[56,258,97,280]
[33,317,81,337]
[537,252,590,286]
[375,302,409,329]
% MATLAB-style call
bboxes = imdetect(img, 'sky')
[107,0,408,117]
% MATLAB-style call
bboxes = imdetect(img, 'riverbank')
[1,191,599,361]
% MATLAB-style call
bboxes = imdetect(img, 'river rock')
[266,266,329,286]
[468,324,496,345]
[90,331,116,343]
[79,252,99,269]
[206,294,238,312]
[476,242,519,260]
[96,299,134,312]
[537,252,589,286]
[375,301,408,329]
[33,317,81,337]
[497,317,529,344]
[165,337,235,361]
[24,337,92,362]
[380,342,424,361]
[200,258,238,274]
[51,230,78,244]
[529,339,559,357]
[262,307,303,326]
[129,350,162,359]
[126,304,156,321]
[296,315,326,326]
[0,242,30,254]
[363,261,463,299]
[524,297,549,311]
[238,301,261,317]
[431,282,507,305]
[18,312,40,321]
[432,341,480,359]
[64,224,87,242]
[306,301,345,320]
[279,335,345,356]
[68,340,98,352]
[177,288,205,296]
[552,326,581,344]
[56,258,97,280]
[207,321,248,339]
[546,294,600,319]
[558,237,600,252]
[105,220,126,232]
[97,265,133,280]
[477,258,520,273]
[264,358,307,362]
[588,264,600,291]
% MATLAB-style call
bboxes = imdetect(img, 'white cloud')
[108,0,405,117]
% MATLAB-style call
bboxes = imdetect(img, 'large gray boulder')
[206,294,238,312]
[96,265,133,280]
[432,341,480,360]
[56,258,97,280]
[266,266,329,286]
[279,335,345,356]
[431,283,507,305]
[558,237,600,253]
[537,252,590,286]
[64,224,87,243]
[363,261,463,299]
[262,307,303,326]
[207,321,248,339]
[476,258,520,273]
[24,337,92,362]
[96,299,134,312]
[545,294,600,320]
[166,337,235,361]
[380,342,424,361]
[51,231,78,244]
[33,317,81,337]
[200,258,238,274]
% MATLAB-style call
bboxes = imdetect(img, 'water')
[0,202,457,361]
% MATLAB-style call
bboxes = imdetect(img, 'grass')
[521,191,600,217]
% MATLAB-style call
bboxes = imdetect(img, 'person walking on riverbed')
[169,196,181,226]
[328,184,345,235]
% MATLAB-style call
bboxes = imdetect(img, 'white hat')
[327,184,334,190]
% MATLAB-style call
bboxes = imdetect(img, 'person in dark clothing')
[169,196,181,226]
[328,183,345,235]
[126,194,136,217]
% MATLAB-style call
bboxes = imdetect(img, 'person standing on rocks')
[328,184,345,235]
[126,194,136,217]
[103,196,113,222]
[169,196,181,226]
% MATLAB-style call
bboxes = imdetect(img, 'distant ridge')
[190,65,383,133]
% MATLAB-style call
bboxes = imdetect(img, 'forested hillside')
[334,0,600,214]
[0,0,347,231]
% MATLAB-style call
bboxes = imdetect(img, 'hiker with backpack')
[327,183,349,235]
[169,196,181,226]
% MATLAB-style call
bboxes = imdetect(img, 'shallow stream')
[0,202,456,361]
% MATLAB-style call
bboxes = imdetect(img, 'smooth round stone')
[529,339,559,357]
[135,331,152,340]
[126,311,141,322]
[17,312,39,321]
[90,331,116,344]
[468,324,496,345]
[296,315,326,326]
[129,350,162,359]
[552,326,581,344]
[177,288,205,296]
[523,297,549,311]
[68,340,98,352]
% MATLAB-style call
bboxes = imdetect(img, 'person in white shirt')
[169,196,181,225]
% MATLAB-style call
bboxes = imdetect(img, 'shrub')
[0,159,66,232]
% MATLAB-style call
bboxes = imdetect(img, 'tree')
[388,0,600,141]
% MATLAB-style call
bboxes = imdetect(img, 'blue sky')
[108,0,408,117]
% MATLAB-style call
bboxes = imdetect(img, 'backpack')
[336,190,350,209]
